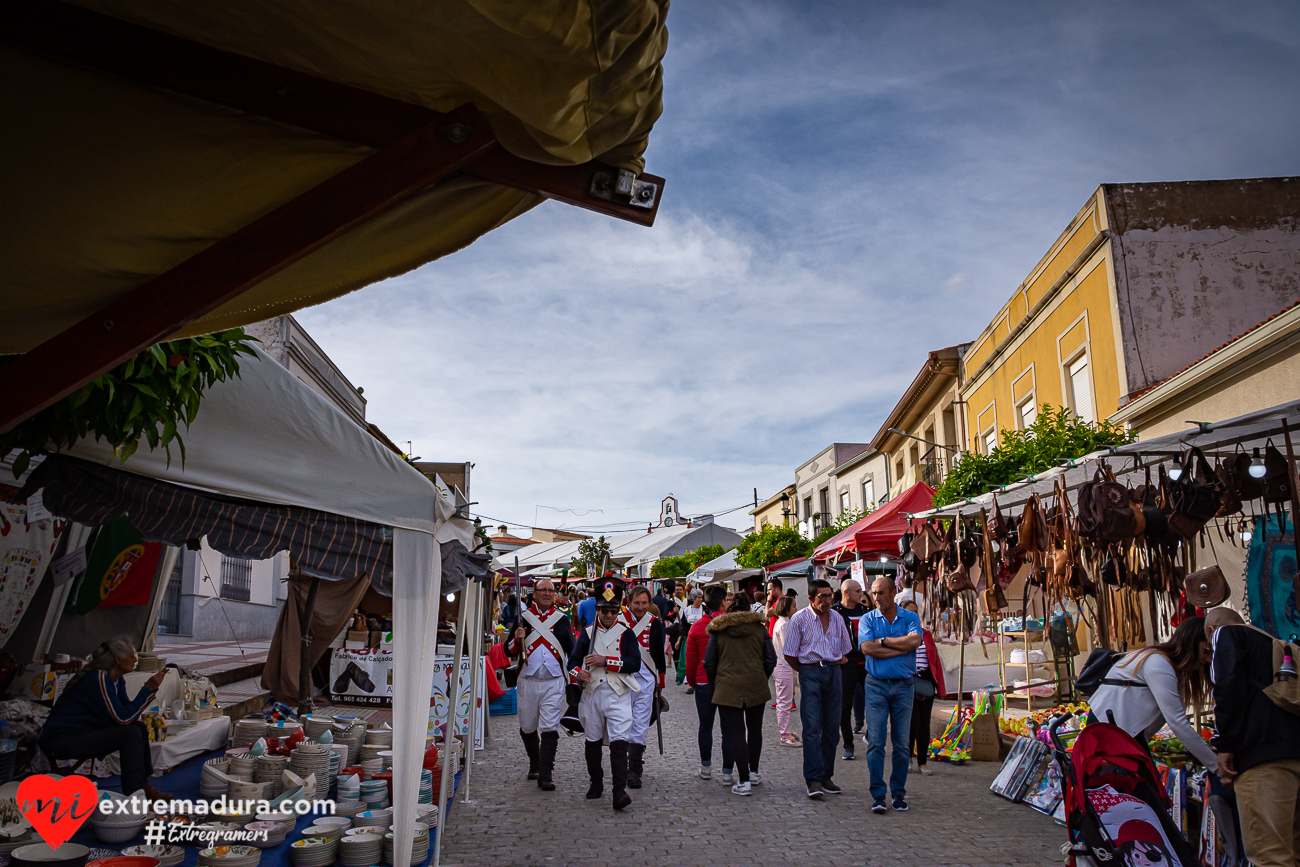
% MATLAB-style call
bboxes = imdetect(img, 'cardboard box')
[970,711,1002,761]
[347,630,369,644]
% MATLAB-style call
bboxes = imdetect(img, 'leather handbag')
[1077,467,1136,543]
[1019,495,1050,555]
[1226,443,1265,501]
[944,561,975,594]
[1263,441,1292,505]
[1166,448,1222,538]
[1215,456,1243,518]
[1184,565,1229,608]
[987,496,1008,540]
[911,521,944,560]
[1140,466,1170,543]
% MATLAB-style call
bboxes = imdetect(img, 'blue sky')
[298,0,1300,535]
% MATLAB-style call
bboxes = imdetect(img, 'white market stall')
[14,346,475,867]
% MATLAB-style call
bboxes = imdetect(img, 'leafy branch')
[931,404,1135,506]
[1,329,259,478]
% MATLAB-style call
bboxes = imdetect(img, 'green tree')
[1,329,259,478]
[570,536,613,580]
[650,544,729,579]
[687,544,725,570]
[932,404,1136,506]
[735,525,814,569]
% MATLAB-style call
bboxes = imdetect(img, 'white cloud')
[296,0,1300,531]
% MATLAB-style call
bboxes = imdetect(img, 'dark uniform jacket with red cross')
[567,621,643,682]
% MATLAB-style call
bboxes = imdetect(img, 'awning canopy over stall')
[812,483,934,562]
[1,0,669,433]
[14,347,470,867]
[911,399,1300,520]
[686,548,761,586]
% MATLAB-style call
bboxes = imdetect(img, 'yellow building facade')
[960,177,1300,451]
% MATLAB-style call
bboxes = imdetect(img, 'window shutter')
[1069,356,1094,423]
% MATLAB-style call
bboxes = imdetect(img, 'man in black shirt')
[1209,610,1300,867]
[833,578,871,760]
[652,580,678,625]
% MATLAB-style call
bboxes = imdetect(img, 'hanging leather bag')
[1215,456,1243,518]
[987,496,1008,541]
[1019,495,1050,555]
[1167,448,1223,538]
[1227,443,1266,501]
[1263,440,1292,505]
[1077,466,1136,543]
[910,521,944,560]
[1183,565,1229,608]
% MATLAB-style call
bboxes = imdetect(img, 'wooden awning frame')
[0,0,666,433]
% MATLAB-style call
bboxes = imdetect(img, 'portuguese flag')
[69,517,161,614]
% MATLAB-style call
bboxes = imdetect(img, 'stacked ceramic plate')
[226,780,273,803]
[415,804,437,829]
[332,721,366,763]
[376,750,393,771]
[122,846,184,867]
[418,769,434,805]
[364,726,392,748]
[325,743,349,772]
[265,721,301,742]
[359,781,389,810]
[351,809,392,830]
[336,774,360,803]
[382,824,429,866]
[254,756,288,797]
[338,832,383,867]
[243,821,288,850]
[197,845,260,867]
[233,717,267,749]
[202,758,234,799]
[302,714,334,740]
[0,828,38,856]
[359,759,382,780]
[288,744,330,787]
[326,751,340,789]
[288,838,335,867]
[136,652,166,672]
[198,823,245,845]
[254,812,296,831]
[226,750,256,780]
[330,800,365,819]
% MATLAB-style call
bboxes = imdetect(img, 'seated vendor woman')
[39,638,169,799]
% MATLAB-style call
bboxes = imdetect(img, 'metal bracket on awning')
[590,168,658,210]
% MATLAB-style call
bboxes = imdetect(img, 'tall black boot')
[626,743,644,789]
[609,740,632,810]
[538,731,558,791]
[584,740,604,800]
[520,730,540,781]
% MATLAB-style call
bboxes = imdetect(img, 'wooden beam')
[0,0,662,226]
[0,105,495,433]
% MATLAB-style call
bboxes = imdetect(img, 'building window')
[839,491,850,514]
[862,479,874,509]
[1068,355,1094,423]
[220,556,252,602]
[818,488,830,528]
[983,428,998,455]
[1018,395,1038,429]
[803,497,812,522]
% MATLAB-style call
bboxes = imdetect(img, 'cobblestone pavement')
[439,682,1064,866]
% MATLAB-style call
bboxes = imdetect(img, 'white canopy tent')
[686,548,762,586]
[17,346,471,867]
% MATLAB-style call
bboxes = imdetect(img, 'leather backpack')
[1077,466,1136,543]
[1263,441,1292,505]
[1226,444,1265,501]
[911,521,944,560]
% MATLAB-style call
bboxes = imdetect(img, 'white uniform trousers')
[517,674,565,734]
[578,679,633,744]
[628,668,657,746]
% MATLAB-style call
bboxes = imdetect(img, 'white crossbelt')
[521,607,567,672]
[630,612,655,671]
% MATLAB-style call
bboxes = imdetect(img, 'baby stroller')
[1048,711,1200,867]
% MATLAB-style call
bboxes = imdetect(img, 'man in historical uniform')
[621,585,666,789]
[569,576,642,810]
[504,578,573,791]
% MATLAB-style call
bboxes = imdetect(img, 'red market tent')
[811,483,935,562]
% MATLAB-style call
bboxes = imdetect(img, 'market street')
[439,687,1063,866]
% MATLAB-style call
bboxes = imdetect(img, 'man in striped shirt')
[782,577,853,799]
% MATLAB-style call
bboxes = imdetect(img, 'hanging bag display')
[1167,447,1223,539]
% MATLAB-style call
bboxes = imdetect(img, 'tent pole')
[433,588,469,867]
[956,594,966,713]
[461,581,482,803]
[297,574,321,717]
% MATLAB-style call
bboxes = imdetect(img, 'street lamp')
[779,492,790,527]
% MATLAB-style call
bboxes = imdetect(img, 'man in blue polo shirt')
[857,575,923,814]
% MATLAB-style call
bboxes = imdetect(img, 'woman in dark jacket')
[704,610,777,796]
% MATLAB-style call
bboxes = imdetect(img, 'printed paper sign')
[51,547,87,587]
[25,491,52,523]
